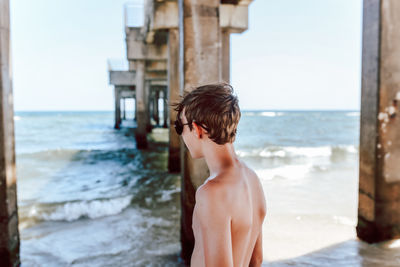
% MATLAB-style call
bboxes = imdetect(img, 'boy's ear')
[192,121,203,138]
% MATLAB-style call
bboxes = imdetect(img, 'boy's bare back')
[191,161,267,267]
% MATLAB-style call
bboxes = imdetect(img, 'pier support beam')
[357,0,400,243]
[179,0,221,263]
[114,87,121,129]
[168,28,181,173]
[122,98,126,120]
[0,0,20,265]
[134,97,137,121]
[162,89,168,128]
[145,81,152,133]
[221,29,230,83]
[135,60,148,148]
[153,90,160,125]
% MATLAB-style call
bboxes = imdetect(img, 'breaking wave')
[21,195,132,223]
[236,145,358,159]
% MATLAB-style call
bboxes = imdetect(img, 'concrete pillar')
[149,93,154,122]
[0,0,20,265]
[145,81,152,133]
[179,0,221,263]
[154,90,160,125]
[135,60,148,148]
[357,0,400,243]
[221,29,230,83]
[162,88,168,128]
[122,98,126,120]
[168,28,181,173]
[134,97,137,121]
[114,87,121,129]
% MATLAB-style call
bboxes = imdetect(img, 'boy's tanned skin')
[179,105,267,267]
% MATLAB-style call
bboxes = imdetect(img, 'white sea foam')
[385,239,400,249]
[158,188,180,202]
[243,111,284,117]
[237,145,357,159]
[255,164,313,181]
[39,195,132,222]
[333,215,356,226]
[260,111,284,117]
[284,146,332,157]
[14,116,21,121]
[346,112,360,117]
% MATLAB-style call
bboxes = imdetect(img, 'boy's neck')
[203,142,239,177]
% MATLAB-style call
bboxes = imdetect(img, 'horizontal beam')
[109,71,136,86]
[140,1,252,34]
[126,27,168,60]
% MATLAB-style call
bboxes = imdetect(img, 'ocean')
[14,110,400,266]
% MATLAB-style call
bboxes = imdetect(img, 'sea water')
[14,111,400,266]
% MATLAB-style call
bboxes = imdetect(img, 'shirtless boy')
[174,83,267,267]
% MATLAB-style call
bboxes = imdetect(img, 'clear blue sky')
[11,0,362,111]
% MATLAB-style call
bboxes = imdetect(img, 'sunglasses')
[174,119,191,135]
[174,118,209,135]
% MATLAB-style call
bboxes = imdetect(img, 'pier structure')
[358,0,400,243]
[125,17,168,148]
[140,0,181,171]
[109,27,169,146]
[108,62,136,129]
[0,0,20,266]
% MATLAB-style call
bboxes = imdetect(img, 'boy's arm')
[249,230,263,267]
[196,185,234,267]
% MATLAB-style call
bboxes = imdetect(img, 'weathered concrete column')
[114,87,121,129]
[122,98,126,120]
[145,81,152,133]
[162,89,168,128]
[135,60,148,148]
[168,28,181,172]
[0,0,20,265]
[149,93,153,122]
[179,0,221,263]
[134,97,137,121]
[221,29,230,83]
[153,90,160,125]
[357,0,400,243]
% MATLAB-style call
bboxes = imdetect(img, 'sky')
[10,0,363,111]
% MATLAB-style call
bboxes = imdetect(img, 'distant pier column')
[162,88,168,128]
[221,29,230,83]
[122,98,126,120]
[0,0,20,265]
[145,81,152,132]
[114,87,121,129]
[154,90,160,125]
[135,60,148,148]
[179,0,221,263]
[134,97,137,121]
[149,93,153,122]
[168,28,181,173]
[357,0,400,243]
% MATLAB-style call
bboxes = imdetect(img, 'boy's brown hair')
[173,83,241,145]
